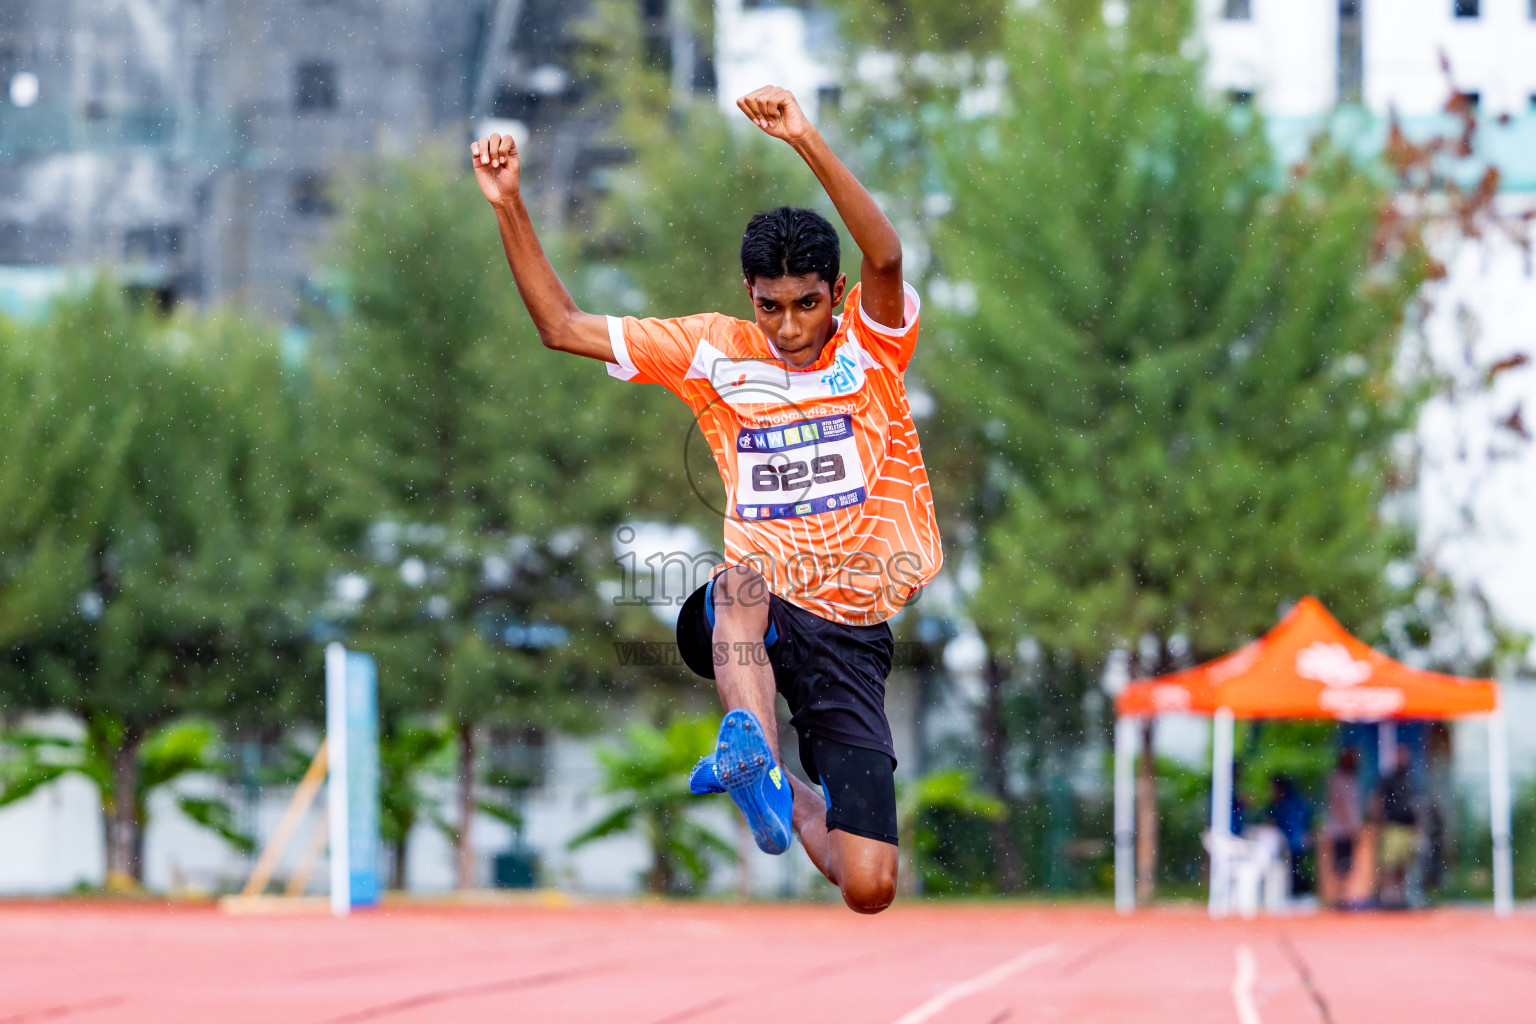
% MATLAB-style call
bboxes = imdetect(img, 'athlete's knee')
[712,564,771,627]
[841,866,896,915]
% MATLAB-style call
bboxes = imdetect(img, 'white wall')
[0,729,825,899]
[1198,0,1340,115]
[1199,0,1536,117]
[1454,680,1536,823]
[0,774,105,893]
[1413,208,1536,639]
[1365,0,1536,117]
[715,0,837,122]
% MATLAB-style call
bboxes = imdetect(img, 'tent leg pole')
[1490,709,1513,918]
[1209,707,1235,919]
[1114,716,1137,915]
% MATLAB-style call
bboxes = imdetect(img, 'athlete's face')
[745,272,847,369]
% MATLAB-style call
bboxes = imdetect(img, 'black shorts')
[676,579,899,845]
[800,734,898,845]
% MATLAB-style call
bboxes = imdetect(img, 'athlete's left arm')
[737,86,906,331]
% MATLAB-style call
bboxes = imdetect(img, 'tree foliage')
[310,153,700,885]
[567,716,732,895]
[923,0,1430,659]
[815,0,1436,896]
[817,0,1007,54]
[0,286,318,880]
[896,767,1004,894]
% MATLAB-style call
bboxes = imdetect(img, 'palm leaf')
[477,798,523,831]
[566,805,637,850]
[175,795,256,854]
[0,761,70,808]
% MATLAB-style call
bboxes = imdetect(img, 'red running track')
[2,899,1534,1023]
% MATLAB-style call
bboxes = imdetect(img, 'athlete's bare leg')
[709,566,779,749]
[711,565,898,914]
[789,775,897,913]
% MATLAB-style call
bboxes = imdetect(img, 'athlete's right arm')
[470,133,613,362]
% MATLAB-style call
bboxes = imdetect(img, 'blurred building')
[1201,0,1536,121]
[1198,0,1536,633]
[714,0,839,123]
[1191,1,1536,868]
[1176,4,1536,616]
[0,0,714,322]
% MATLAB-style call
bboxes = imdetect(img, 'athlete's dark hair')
[740,206,840,284]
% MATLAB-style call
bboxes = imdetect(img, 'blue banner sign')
[326,643,380,914]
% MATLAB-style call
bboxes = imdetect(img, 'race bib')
[734,414,867,521]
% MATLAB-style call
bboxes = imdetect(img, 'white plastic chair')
[1204,826,1289,919]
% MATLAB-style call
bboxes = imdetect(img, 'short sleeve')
[604,312,717,393]
[847,281,922,374]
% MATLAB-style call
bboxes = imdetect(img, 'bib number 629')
[751,454,846,492]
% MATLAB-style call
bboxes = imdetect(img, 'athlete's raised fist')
[470,132,520,206]
[737,86,813,144]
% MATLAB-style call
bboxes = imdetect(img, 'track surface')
[2,899,1534,1023]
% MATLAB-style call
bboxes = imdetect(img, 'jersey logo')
[769,766,783,789]
[820,349,859,396]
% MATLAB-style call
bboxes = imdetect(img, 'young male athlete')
[471,86,942,914]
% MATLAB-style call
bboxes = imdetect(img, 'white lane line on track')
[1233,944,1262,1024]
[888,944,1060,1024]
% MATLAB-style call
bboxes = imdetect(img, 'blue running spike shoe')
[688,753,725,795]
[714,709,794,855]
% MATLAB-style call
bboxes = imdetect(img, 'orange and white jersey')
[604,282,943,626]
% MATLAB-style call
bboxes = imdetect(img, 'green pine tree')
[932,0,1425,651]
[912,0,1430,891]
[0,285,320,884]
[311,153,690,889]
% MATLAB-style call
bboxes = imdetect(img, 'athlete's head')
[740,206,847,368]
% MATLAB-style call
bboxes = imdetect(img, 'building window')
[0,221,26,263]
[123,225,182,260]
[1454,0,1479,17]
[192,53,214,109]
[291,173,333,216]
[295,61,337,112]
[1338,0,1363,104]
[0,220,68,264]
[488,726,547,791]
[1222,0,1252,19]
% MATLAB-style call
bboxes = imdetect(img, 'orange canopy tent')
[1116,597,1498,721]
[1109,598,1511,916]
